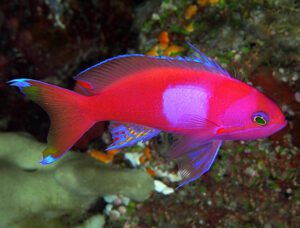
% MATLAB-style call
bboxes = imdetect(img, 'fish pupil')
[252,111,269,126]
[254,116,266,126]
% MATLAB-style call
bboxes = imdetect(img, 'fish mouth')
[216,120,288,140]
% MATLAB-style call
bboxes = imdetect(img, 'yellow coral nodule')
[185,23,194,33]
[209,0,220,6]
[197,0,209,7]
[185,4,198,20]
[146,45,160,56]
[164,44,184,57]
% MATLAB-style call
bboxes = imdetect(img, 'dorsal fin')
[74,45,230,95]
[186,42,230,77]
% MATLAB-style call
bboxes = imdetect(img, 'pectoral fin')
[170,138,222,188]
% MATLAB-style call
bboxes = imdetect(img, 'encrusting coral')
[0,132,153,227]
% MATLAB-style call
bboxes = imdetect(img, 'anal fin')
[107,121,161,150]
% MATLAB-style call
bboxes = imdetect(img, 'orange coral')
[139,155,146,164]
[143,147,152,160]
[209,0,219,6]
[185,4,198,20]
[89,149,113,163]
[146,168,156,176]
[107,149,120,156]
[147,31,184,57]
[146,45,160,56]
[147,31,171,56]
[139,146,153,165]
[89,149,120,163]
[198,0,219,7]
[198,0,209,7]
[158,31,170,45]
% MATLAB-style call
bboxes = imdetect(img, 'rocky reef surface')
[0,132,153,227]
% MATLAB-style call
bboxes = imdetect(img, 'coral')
[55,158,154,201]
[184,4,198,20]
[88,149,120,163]
[163,44,184,56]
[146,31,184,57]
[158,31,170,46]
[77,215,105,228]
[0,132,153,227]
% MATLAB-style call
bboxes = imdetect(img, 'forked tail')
[8,79,95,164]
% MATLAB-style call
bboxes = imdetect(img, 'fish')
[8,43,287,187]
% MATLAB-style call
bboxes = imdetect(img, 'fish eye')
[252,111,269,126]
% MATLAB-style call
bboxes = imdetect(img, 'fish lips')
[215,120,288,141]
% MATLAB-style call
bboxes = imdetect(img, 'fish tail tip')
[7,78,32,89]
[39,155,57,165]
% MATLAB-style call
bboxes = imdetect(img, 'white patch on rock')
[154,180,174,195]
[124,152,142,167]
[104,195,118,203]
[76,214,105,228]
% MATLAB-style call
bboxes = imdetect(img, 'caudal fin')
[8,79,95,164]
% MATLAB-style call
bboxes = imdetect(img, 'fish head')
[217,88,287,140]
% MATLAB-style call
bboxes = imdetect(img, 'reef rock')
[0,132,153,227]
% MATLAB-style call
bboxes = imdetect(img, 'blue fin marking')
[40,155,57,165]
[76,44,228,77]
[107,122,160,150]
[8,78,32,94]
[193,141,222,171]
[186,42,230,76]
[176,140,222,189]
[8,78,31,88]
